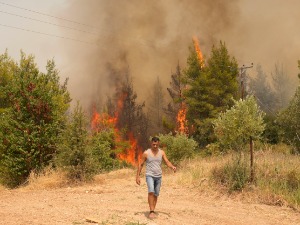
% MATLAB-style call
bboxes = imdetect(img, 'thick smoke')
[59,0,299,109]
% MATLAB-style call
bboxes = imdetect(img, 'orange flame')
[192,36,205,68]
[91,93,142,166]
[176,103,189,135]
[118,132,142,166]
[91,110,116,133]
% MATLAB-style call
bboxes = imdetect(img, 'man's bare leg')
[153,195,158,210]
[148,193,156,218]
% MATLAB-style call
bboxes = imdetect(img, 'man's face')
[151,141,159,150]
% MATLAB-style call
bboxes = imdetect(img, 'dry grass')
[93,168,134,184]
[9,144,299,210]
[163,154,231,198]
[22,167,69,190]
[170,146,300,210]
[21,167,135,191]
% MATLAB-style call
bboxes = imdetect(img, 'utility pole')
[239,63,253,100]
[239,63,255,182]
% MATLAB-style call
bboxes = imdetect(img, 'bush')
[286,170,300,191]
[203,143,223,156]
[255,149,300,207]
[211,155,250,192]
[90,129,124,172]
[157,133,198,164]
[277,74,300,153]
[262,114,280,144]
[55,103,96,181]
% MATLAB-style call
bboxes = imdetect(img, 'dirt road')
[0,169,299,225]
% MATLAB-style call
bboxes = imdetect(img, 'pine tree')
[148,76,166,135]
[278,61,300,153]
[248,64,276,113]
[165,63,185,132]
[114,70,149,150]
[115,71,145,134]
[271,63,294,111]
[183,41,239,146]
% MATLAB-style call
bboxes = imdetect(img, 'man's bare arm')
[162,150,176,172]
[136,152,147,185]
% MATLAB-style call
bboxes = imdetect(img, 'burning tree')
[91,70,148,166]
[183,40,239,146]
[192,36,205,69]
[165,63,188,134]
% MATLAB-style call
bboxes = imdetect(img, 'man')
[136,136,176,219]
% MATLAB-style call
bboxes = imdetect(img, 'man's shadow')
[135,211,171,218]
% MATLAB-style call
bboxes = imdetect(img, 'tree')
[113,70,149,151]
[213,96,265,150]
[213,95,265,181]
[164,63,186,133]
[248,64,276,113]
[271,63,295,111]
[278,61,300,153]
[248,65,280,144]
[0,50,17,111]
[183,41,239,146]
[55,102,96,181]
[0,52,71,187]
[205,41,239,114]
[147,76,166,135]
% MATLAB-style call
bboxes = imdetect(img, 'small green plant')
[90,129,124,172]
[254,149,300,208]
[157,133,198,164]
[211,155,249,192]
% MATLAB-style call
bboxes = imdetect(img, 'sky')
[0,0,299,110]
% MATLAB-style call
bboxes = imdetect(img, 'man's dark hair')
[151,136,160,142]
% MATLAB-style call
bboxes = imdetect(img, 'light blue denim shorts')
[146,176,162,196]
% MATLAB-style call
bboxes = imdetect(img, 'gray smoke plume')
[58,0,299,109]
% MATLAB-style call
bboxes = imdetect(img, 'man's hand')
[136,176,141,185]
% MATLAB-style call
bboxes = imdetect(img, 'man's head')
[151,136,160,150]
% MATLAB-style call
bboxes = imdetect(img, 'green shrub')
[157,133,198,164]
[211,155,249,192]
[213,95,265,151]
[277,83,300,153]
[90,129,124,172]
[203,143,223,156]
[286,170,300,191]
[262,114,280,144]
[255,150,300,207]
[55,103,96,181]
[0,53,70,187]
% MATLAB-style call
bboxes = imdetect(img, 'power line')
[0,23,98,46]
[0,1,99,30]
[0,2,171,50]
[0,3,157,49]
[254,94,276,116]
[0,10,99,36]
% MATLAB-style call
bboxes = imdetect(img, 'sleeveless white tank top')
[145,148,162,177]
